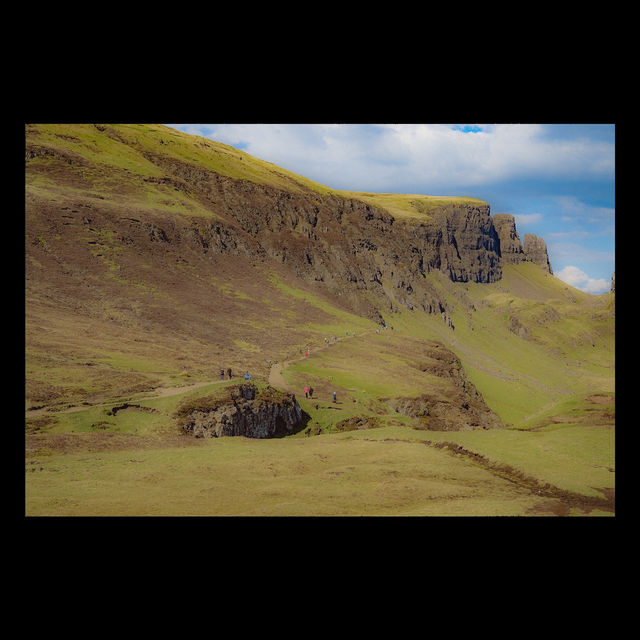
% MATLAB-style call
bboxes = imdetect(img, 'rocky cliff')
[25,124,553,336]
[176,383,306,438]
[492,213,553,274]
[142,154,503,325]
[492,214,524,264]
[523,234,553,274]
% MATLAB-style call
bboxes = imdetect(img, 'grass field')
[26,263,614,516]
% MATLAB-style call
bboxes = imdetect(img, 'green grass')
[24,424,560,516]
[336,191,489,221]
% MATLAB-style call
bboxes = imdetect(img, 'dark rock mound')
[176,383,307,438]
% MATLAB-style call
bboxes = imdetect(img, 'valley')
[25,124,615,516]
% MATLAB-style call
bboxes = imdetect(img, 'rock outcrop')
[143,154,503,324]
[493,214,524,264]
[383,340,504,431]
[492,213,553,274]
[176,384,306,438]
[523,234,553,274]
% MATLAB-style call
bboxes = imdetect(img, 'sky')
[167,123,615,295]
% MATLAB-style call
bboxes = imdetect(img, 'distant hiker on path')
[245,372,251,381]
[227,368,232,379]
[333,391,337,403]
[309,387,314,399]
[304,386,309,398]
[220,369,225,380]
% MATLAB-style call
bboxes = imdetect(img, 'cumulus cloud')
[166,123,615,194]
[554,195,615,224]
[555,265,610,295]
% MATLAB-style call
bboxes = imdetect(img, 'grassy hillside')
[337,191,489,221]
[25,124,615,516]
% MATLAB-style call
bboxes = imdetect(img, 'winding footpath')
[26,327,380,419]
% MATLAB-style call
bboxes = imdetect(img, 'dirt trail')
[25,378,223,418]
[26,328,380,419]
[268,328,376,394]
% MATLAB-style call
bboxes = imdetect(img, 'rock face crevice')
[176,384,307,439]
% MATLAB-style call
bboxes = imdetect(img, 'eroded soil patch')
[25,432,204,457]
[424,440,615,515]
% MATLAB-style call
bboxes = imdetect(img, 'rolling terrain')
[25,124,615,516]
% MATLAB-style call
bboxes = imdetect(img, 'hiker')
[220,368,225,380]
[227,368,232,379]
[333,391,337,403]
[304,386,309,398]
[245,371,251,381]
[309,387,314,399]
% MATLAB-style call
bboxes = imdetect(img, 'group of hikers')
[220,368,252,381]
[218,325,395,405]
[304,385,338,403]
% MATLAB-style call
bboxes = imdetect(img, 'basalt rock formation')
[176,383,306,438]
[492,214,524,264]
[136,153,503,324]
[25,124,552,338]
[492,213,553,274]
[523,234,553,274]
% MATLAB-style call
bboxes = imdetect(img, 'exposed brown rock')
[493,213,525,264]
[523,234,553,274]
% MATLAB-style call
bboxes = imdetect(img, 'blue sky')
[167,123,615,295]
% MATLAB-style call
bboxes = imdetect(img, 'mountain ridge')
[25,123,610,423]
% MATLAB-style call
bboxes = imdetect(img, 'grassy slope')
[25,124,615,516]
[26,262,615,515]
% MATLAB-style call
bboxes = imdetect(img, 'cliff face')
[492,213,553,274]
[523,234,553,274]
[492,214,524,264]
[26,125,553,336]
[147,155,502,324]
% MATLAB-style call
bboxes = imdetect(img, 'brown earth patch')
[335,415,383,432]
[25,432,204,457]
[423,440,615,515]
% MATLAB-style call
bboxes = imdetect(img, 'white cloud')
[166,123,614,194]
[554,195,615,223]
[555,265,610,295]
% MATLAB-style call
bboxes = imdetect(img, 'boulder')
[176,383,305,438]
